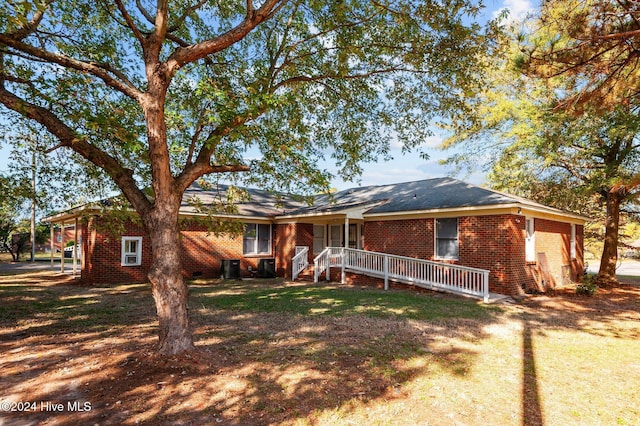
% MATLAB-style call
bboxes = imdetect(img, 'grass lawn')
[0,272,639,425]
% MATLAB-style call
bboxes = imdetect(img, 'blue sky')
[0,0,534,191]
[328,0,535,190]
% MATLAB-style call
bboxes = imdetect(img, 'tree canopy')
[520,0,640,110]
[0,0,492,197]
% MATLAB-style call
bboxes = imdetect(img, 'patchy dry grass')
[0,272,639,425]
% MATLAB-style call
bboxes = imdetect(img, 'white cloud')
[493,0,535,23]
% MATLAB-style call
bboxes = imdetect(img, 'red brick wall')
[80,213,583,295]
[275,222,313,277]
[179,221,245,279]
[361,214,583,296]
[364,219,434,258]
[458,215,524,295]
[82,217,150,284]
[81,217,279,284]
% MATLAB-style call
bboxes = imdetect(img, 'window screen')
[436,218,458,260]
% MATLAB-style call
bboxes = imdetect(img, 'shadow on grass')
[522,319,543,426]
[517,284,640,339]
[515,284,640,426]
[2,275,639,425]
[0,275,504,425]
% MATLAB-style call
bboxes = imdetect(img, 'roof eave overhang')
[43,205,103,224]
[179,212,273,222]
[364,203,588,223]
[274,201,385,222]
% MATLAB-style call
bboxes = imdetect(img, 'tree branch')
[166,0,209,33]
[7,0,54,40]
[154,0,169,45]
[0,85,152,215]
[114,0,145,45]
[0,35,143,102]
[175,108,263,192]
[164,0,285,78]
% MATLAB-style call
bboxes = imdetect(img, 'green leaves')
[442,18,640,218]
[1,0,491,203]
[522,0,640,110]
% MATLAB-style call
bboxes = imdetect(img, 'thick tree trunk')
[597,188,623,286]
[144,202,195,355]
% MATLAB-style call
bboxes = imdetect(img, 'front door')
[313,225,326,254]
[330,224,342,247]
[348,223,358,249]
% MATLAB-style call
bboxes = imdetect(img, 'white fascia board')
[275,202,382,222]
[43,205,102,224]
[364,203,588,223]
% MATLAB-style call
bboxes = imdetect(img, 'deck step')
[294,265,316,282]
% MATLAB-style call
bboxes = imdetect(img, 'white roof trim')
[362,203,588,222]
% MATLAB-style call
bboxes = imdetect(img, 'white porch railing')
[313,247,490,302]
[292,246,309,280]
[313,247,331,283]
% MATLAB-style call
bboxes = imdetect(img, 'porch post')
[73,217,78,276]
[341,247,345,284]
[50,224,54,269]
[384,254,389,290]
[344,217,350,249]
[483,270,490,303]
[60,221,65,273]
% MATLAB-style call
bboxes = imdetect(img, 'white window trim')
[121,236,143,266]
[435,218,459,260]
[570,224,577,259]
[243,223,272,256]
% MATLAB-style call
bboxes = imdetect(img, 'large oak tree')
[0,0,491,354]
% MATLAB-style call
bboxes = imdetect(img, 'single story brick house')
[45,178,586,296]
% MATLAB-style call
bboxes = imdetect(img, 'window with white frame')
[435,218,458,260]
[243,223,272,255]
[571,224,577,259]
[525,218,535,262]
[121,236,142,266]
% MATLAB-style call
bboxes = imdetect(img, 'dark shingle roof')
[181,183,305,217]
[45,177,584,224]
[285,177,529,216]
[180,178,583,219]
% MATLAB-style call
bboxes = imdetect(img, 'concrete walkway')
[586,259,640,277]
[0,261,74,274]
